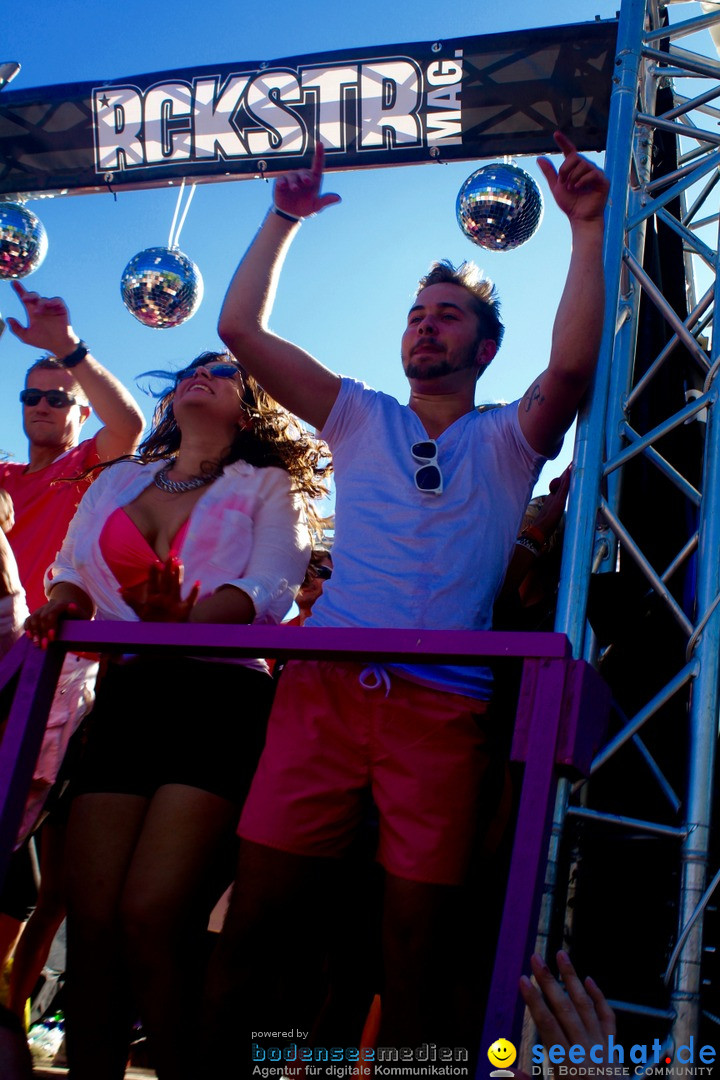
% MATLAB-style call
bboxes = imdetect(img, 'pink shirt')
[0,437,100,611]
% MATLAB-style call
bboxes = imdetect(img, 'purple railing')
[0,623,610,1067]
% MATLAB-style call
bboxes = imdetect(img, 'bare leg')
[312,849,382,1049]
[0,916,23,978]
[0,845,36,978]
[64,793,148,1080]
[0,1004,32,1080]
[7,821,66,1018]
[380,873,468,1051]
[120,784,240,1080]
[204,840,335,1073]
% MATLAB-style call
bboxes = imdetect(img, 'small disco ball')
[456,162,543,252]
[0,201,48,279]
[120,246,204,329]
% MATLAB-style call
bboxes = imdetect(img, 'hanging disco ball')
[0,201,48,279]
[456,162,543,252]
[120,246,204,329]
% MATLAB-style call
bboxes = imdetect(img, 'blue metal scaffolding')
[540,0,720,1058]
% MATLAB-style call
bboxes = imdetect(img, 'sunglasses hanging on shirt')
[411,440,444,495]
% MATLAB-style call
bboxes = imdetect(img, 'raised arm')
[518,132,610,458]
[7,281,145,460]
[218,144,342,431]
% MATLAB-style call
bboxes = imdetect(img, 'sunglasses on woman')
[20,388,78,409]
[175,362,241,383]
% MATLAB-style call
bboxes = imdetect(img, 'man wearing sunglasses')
[0,281,144,1014]
[1,280,145,612]
[211,138,609,1059]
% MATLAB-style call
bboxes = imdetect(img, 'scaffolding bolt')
[431,42,442,53]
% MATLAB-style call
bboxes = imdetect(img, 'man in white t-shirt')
[208,137,609,1058]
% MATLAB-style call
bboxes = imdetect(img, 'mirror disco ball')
[121,246,204,328]
[0,202,48,279]
[456,163,543,252]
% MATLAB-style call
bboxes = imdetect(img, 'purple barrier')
[0,623,608,1058]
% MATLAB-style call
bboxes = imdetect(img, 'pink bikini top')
[99,507,190,590]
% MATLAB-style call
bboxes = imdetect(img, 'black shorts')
[72,656,274,806]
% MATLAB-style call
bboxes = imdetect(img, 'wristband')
[58,340,89,368]
[515,536,542,556]
[271,206,303,224]
[520,524,547,547]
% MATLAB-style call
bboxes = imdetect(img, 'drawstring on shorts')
[358,665,392,697]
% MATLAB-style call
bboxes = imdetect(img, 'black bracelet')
[58,341,89,368]
[515,536,542,556]
[271,206,303,224]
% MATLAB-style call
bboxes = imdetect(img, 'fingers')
[537,156,558,189]
[11,281,38,311]
[5,316,29,343]
[274,143,341,218]
[279,170,312,194]
[547,465,571,500]
[526,953,598,1048]
[553,130,578,157]
[558,156,605,194]
[311,141,325,178]
[317,192,342,211]
[584,976,616,1040]
[24,602,79,648]
[541,133,608,196]
[555,950,603,1041]
[519,964,566,1049]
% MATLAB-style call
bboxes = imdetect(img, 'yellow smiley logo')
[488,1039,517,1069]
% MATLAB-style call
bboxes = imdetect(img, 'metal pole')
[670,223,720,1047]
[536,0,649,968]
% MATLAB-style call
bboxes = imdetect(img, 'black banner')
[0,20,617,199]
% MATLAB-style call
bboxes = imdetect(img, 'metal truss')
[542,0,720,1053]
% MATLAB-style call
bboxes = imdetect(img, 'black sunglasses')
[20,388,78,409]
[313,565,333,580]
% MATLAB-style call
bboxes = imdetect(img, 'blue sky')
[1,0,621,487]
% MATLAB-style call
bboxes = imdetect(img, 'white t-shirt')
[309,378,546,699]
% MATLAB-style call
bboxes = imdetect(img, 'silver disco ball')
[0,202,48,279]
[456,162,543,252]
[120,246,204,329]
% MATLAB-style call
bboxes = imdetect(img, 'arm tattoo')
[523,383,546,412]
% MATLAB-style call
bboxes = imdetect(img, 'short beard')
[404,357,456,380]
[404,350,480,381]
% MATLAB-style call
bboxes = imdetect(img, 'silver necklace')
[153,463,220,494]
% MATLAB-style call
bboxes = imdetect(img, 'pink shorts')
[238,660,491,885]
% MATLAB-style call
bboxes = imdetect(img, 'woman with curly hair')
[25,351,328,1080]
